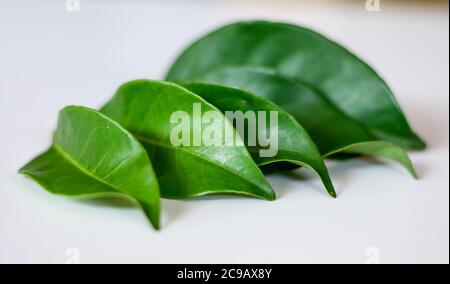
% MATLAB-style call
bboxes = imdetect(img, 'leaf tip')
[260,185,277,201]
[140,202,161,231]
[408,166,419,180]
[409,135,427,151]
[152,222,161,231]
[267,191,277,201]
[323,178,337,199]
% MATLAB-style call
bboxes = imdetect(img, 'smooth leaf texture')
[325,141,417,179]
[183,82,337,197]
[101,80,276,201]
[197,67,417,177]
[20,106,161,229]
[166,20,425,150]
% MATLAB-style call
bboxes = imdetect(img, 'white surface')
[0,0,448,264]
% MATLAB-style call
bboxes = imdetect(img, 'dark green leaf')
[20,106,161,229]
[199,67,373,155]
[101,80,276,201]
[183,82,337,197]
[166,20,425,150]
[197,67,417,178]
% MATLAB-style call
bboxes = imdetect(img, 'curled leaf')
[198,67,418,177]
[101,80,276,201]
[183,82,337,197]
[20,106,161,229]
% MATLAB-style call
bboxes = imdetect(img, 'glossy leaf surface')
[20,106,161,229]
[183,82,337,197]
[166,20,425,150]
[198,67,417,177]
[101,80,276,201]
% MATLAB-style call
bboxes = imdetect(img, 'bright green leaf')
[20,106,161,229]
[183,82,337,197]
[101,80,276,201]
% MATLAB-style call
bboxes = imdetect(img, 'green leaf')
[197,67,417,178]
[199,67,373,155]
[20,106,161,229]
[326,141,417,179]
[101,80,276,201]
[166,20,425,150]
[183,82,337,198]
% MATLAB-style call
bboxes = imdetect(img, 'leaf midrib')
[53,143,123,195]
[133,133,270,194]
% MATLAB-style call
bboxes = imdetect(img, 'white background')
[0,0,448,264]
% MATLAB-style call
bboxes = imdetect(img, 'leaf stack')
[20,21,425,229]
